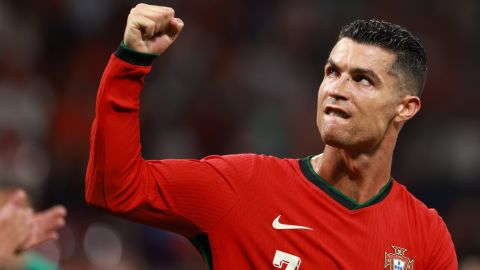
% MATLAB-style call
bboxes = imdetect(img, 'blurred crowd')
[0,0,479,269]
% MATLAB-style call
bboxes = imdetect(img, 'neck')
[312,139,395,204]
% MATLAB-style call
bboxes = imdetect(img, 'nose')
[327,77,350,101]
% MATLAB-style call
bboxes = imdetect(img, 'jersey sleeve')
[425,209,458,269]
[85,46,256,237]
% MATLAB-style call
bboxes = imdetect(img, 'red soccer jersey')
[85,46,457,270]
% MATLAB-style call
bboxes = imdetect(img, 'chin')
[324,138,350,149]
[320,129,351,148]
[321,128,383,153]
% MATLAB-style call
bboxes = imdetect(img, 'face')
[317,38,404,152]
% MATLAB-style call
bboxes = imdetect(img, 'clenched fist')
[124,4,184,55]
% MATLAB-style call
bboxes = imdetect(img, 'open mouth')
[325,107,350,119]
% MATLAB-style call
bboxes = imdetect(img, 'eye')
[326,66,339,77]
[353,75,372,86]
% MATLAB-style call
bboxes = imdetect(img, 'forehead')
[329,38,396,74]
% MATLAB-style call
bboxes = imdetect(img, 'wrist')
[114,41,159,66]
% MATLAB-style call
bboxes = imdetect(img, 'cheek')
[366,102,397,132]
[317,79,332,103]
[317,81,327,99]
[316,83,326,113]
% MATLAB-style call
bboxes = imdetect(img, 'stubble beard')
[319,120,378,154]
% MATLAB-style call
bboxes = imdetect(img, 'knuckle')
[129,7,138,15]
[162,7,175,16]
[132,3,146,13]
[127,13,137,23]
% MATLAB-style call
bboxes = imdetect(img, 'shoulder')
[393,181,457,267]
[393,181,445,226]
[201,153,299,168]
[201,154,300,178]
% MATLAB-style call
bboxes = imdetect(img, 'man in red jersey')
[86,3,457,269]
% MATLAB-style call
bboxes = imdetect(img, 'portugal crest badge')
[384,245,414,270]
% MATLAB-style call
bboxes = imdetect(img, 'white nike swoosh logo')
[272,215,314,230]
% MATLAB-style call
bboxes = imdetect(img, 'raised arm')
[85,4,255,236]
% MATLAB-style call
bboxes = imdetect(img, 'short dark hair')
[338,19,426,96]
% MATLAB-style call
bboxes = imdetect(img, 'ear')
[395,95,421,123]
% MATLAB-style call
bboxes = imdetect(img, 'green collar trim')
[299,156,392,210]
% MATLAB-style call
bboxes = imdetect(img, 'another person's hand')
[124,3,184,54]
[20,205,67,251]
[0,190,33,263]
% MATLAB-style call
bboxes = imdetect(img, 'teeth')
[328,110,348,118]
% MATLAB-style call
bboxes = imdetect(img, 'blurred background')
[0,0,479,269]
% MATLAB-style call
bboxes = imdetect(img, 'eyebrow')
[326,59,382,84]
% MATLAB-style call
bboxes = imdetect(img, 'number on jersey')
[273,250,301,270]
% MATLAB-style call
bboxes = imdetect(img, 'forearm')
[85,46,156,212]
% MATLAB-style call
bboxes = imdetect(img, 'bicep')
[140,154,256,234]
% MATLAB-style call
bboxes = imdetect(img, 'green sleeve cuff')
[114,41,160,66]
